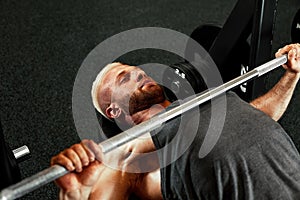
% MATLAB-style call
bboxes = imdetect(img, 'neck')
[129,100,171,124]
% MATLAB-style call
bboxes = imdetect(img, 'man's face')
[102,64,165,116]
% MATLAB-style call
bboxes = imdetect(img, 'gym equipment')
[12,145,31,163]
[185,0,278,101]
[0,54,287,200]
[0,121,31,190]
[185,25,250,100]
[291,9,300,43]
[162,61,207,101]
[0,121,21,190]
[0,132,29,190]
[0,142,21,190]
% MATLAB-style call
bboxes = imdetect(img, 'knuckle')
[51,155,68,166]
[81,139,93,149]
[82,139,92,145]
[72,144,82,152]
[63,149,75,158]
[81,139,90,144]
[72,143,81,149]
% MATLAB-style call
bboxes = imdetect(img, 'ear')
[105,103,122,119]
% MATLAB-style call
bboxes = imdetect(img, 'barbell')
[0,54,288,200]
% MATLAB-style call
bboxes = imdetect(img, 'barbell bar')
[0,55,288,200]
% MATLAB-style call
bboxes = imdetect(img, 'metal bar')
[0,55,287,200]
[0,165,68,200]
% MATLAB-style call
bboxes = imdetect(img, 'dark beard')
[128,84,165,115]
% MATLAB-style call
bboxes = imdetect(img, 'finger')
[286,47,300,71]
[51,154,75,171]
[275,46,290,58]
[63,149,83,172]
[276,44,293,56]
[82,139,103,162]
[80,140,96,162]
[287,48,295,65]
[296,45,300,59]
[275,48,283,57]
[72,144,90,167]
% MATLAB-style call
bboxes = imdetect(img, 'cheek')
[111,87,132,103]
[127,81,139,89]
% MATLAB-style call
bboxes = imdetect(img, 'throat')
[130,100,171,124]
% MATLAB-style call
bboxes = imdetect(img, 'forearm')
[250,71,300,121]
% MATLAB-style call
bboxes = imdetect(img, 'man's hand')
[50,140,103,199]
[251,43,300,121]
[275,43,300,74]
[50,137,159,200]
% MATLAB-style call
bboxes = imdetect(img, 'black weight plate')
[0,122,21,190]
[291,9,300,43]
[185,24,251,101]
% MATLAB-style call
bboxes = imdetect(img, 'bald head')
[91,63,166,123]
[91,62,123,118]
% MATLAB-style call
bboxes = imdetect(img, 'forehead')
[101,64,142,85]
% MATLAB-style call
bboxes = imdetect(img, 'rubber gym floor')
[0,0,299,199]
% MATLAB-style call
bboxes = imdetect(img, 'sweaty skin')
[51,43,300,200]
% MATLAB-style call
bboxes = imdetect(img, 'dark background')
[0,0,299,199]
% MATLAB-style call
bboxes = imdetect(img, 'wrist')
[285,70,300,80]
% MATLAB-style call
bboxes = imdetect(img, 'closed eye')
[120,73,130,84]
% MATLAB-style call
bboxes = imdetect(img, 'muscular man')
[51,44,300,199]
